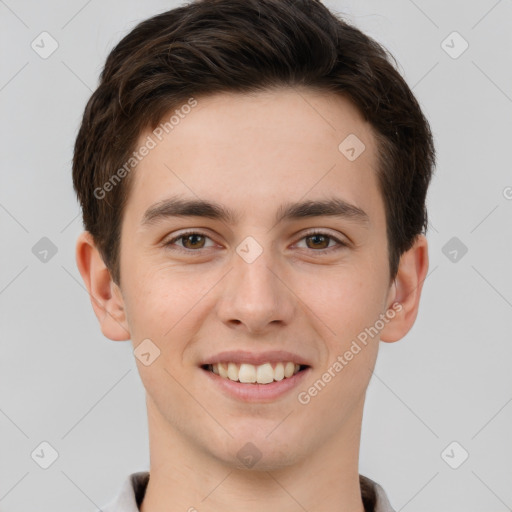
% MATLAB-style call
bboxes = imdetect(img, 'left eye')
[296,231,346,251]
[164,230,346,252]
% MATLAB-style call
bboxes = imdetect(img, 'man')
[73,0,435,510]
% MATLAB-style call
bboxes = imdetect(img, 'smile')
[203,361,307,384]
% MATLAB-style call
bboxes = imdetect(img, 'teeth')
[239,363,256,383]
[284,361,295,378]
[274,362,285,381]
[256,363,274,384]
[209,362,302,384]
[218,363,228,378]
[227,363,238,381]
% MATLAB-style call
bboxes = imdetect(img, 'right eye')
[164,230,217,252]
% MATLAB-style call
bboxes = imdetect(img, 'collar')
[102,471,396,512]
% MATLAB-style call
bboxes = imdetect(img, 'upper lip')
[200,350,311,367]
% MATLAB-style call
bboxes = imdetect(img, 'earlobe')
[75,231,131,341]
[380,234,429,343]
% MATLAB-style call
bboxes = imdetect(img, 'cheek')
[123,264,217,348]
[300,267,386,344]
[309,280,382,411]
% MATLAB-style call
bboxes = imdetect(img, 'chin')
[213,430,306,471]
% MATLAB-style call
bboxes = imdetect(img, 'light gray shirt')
[101,471,396,511]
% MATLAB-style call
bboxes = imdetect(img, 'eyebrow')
[141,195,370,228]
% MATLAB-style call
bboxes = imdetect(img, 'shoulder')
[360,474,396,512]
[101,471,150,512]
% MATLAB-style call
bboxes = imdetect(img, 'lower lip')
[201,367,311,402]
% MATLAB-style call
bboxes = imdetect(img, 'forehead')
[124,87,384,230]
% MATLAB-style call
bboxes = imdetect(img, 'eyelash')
[164,229,348,255]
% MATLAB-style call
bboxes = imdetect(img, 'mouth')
[201,361,310,385]
[199,350,312,401]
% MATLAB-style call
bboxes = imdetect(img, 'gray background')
[1,0,511,510]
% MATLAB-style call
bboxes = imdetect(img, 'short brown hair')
[72,0,436,286]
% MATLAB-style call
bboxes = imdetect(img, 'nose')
[216,246,295,334]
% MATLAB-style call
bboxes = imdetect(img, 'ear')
[380,234,429,343]
[75,231,131,341]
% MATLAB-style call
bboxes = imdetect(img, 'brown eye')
[305,233,331,250]
[164,231,215,252]
[181,233,206,249]
[296,231,347,253]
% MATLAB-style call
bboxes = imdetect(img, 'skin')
[76,87,429,512]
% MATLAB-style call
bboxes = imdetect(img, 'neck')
[139,396,366,512]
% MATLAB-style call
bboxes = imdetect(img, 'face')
[113,88,398,468]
